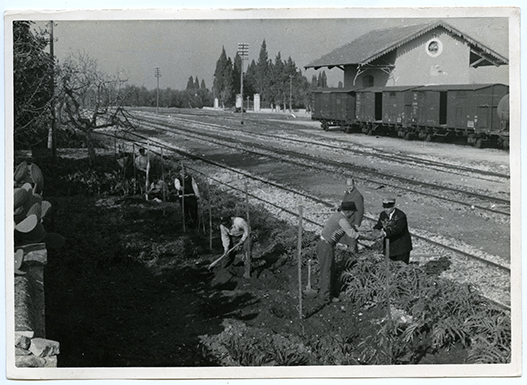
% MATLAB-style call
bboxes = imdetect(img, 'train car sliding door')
[375,92,382,121]
[439,91,447,125]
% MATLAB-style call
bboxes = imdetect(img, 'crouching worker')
[220,214,251,278]
[316,201,359,305]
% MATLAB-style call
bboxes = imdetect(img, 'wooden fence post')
[181,160,186,233]
[132,143,137,194]
[297,205,303,320]
[244,180,252,278]
[161,148,166,215]
[385,237,393,364]
[207,177,212,250]
[145,141,150,201]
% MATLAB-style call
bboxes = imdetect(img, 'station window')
[362,75,374,87]
[425,38,443,57]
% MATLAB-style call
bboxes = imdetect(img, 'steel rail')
[162,113,511,180]
[131,116,511,214]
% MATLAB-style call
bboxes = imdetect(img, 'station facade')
[305,22,508,88]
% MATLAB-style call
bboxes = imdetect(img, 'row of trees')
[119,78,214,110]
[213,40,328,110]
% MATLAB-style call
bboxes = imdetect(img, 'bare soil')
[42,169,465,367]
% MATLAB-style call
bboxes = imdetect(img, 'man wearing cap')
[373,198,413,264]
[316,201,360,305]
[341,177,364,252]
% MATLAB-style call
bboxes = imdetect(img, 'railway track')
[100,118,511,311]
[146,109,511,179]
[131,113,510,217]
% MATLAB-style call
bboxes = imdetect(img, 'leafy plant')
[340,254,511,364]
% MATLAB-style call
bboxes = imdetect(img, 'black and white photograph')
[3,2,523,382]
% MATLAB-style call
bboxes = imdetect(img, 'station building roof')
[305,21,509,70]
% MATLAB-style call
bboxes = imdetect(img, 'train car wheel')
[425,133,433,142]
[475,138,484,148]
[404,132,412,141]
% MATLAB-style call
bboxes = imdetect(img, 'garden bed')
[30,153,510,367]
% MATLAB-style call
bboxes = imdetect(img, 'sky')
[23,13,511,91]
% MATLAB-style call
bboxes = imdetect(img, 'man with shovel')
[208,214,251,277]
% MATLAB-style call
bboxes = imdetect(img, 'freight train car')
[354,86,416,137]
[406,84,509,147]
[311,83,510,149]
[311,88,357,132]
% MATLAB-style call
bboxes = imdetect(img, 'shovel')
[304,259,317,296]
[208,244,238,270]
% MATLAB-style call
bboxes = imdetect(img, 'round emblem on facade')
[426,39,443,57]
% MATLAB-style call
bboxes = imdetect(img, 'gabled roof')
[305,21,508,70]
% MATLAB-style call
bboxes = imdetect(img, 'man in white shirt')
[220,215,251,277]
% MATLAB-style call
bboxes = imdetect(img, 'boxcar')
[311,88,357,131]
[407,83,509,145]
[381,86,416,138]
[355,87,383,135]
[309,83,509,149]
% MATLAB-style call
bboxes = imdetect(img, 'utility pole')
[237,43,248,124]
[48,21,57,161]
[154,67,161,114]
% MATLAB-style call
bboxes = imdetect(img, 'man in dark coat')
[174,166,200,228]
[373,198,413,264]
[340,177,364,252]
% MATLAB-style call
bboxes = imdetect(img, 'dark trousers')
[179,196,198,226]
[316,239,337,303]
[390,252,410,264]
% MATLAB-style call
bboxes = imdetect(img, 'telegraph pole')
[237,43,248,124]
[154,67,161,114]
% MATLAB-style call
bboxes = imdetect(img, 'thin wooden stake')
[181,160,186,233]
[207,177,212,250]
[244,180,252,278]
[132,143,137,194]
[297,205,303,320]
[161,148,166,216]
[145,141,150,201]
[385,238,393,364]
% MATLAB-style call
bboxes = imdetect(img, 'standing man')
[220,214,251,278]
[373,198,413,264]
[174,166,200,228]
[341,177,364,252]
[134,148,150,194]
[134,148,149,173]
[316,201,359,305]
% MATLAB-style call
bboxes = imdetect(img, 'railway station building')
[305,21,508,88]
